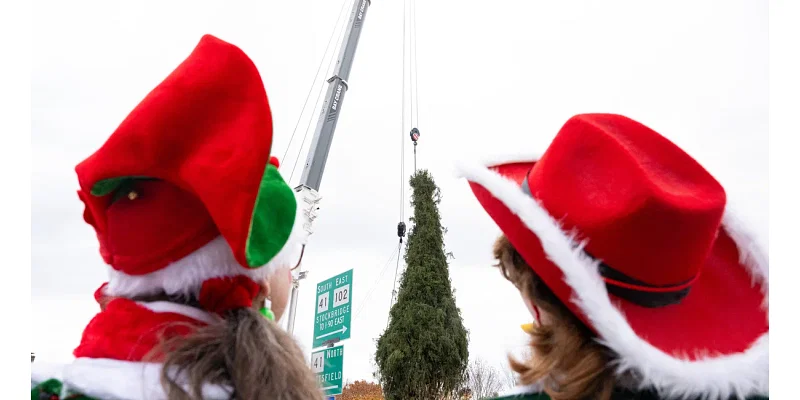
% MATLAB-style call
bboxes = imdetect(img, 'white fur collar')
[31,302,226,399]
[32,358,233,400]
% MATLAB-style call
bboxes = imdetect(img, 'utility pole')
[287,0,373,335]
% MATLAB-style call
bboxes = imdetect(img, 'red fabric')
[467,113,768,359]
[199,276,261,315]
[78,190,113,264]
[94,283,111,310]
[75,34,274,272]
[93,283,108,304]
[528,114,726,286]
[73,298,206,361]
[269,156,280,169]
[98,180,219,275]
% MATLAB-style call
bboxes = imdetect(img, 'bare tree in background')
[466,358,503,400]
[501,363,518,392]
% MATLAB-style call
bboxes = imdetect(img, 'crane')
[286,0,374,335]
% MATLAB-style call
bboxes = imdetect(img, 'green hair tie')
[259,307,275,321]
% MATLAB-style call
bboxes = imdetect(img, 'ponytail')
[157,307,321,400]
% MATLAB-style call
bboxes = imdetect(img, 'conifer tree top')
[375,170,469,400]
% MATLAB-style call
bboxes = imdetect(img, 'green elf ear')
[244,163,297,268]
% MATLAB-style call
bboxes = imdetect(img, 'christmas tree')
[375,170,469,399]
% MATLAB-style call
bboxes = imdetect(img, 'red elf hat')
[458,114,768,399]
[76,35,304,298]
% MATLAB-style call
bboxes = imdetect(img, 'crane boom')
[287,0,373,335]
[300,0,372,190]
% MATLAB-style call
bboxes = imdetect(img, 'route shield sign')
[311,345,345,396]
[313,269,353,348]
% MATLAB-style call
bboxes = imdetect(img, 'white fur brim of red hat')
[456,153,768,400]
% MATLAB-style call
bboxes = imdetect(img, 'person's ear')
[260,279,271,301]
[522,296,542,323]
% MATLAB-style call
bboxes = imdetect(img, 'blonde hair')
[493,235,616,400]
[144,290,322,400]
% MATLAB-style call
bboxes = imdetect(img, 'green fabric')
[31,379,97,400]
[245,163,297,268]
[260,306,275,320]
[90,176,153,197]
[89,164,298,269]
[32,379,62,400]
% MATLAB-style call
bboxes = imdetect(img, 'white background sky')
[32,0,767,385]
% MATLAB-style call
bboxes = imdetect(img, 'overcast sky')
[32,0,767,384]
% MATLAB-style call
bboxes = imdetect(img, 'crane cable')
[389,0,409,311]
[289,0,353,183]
[390,0,419,312]
[279,0,348,167]
[410,0,420,172]
[353,244,400,322]
[281,0,353,183]
[387,240,402,326]
[399,0,407,226]
[411,0,419,129]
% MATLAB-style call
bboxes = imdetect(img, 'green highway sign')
[313,269,353,348]
[311,345,344,396]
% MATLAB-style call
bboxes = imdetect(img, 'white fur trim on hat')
[479,153,543,168]
[455,159,769,400]
[104,192,306,299]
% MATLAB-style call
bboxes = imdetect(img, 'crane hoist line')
[390,0,420,313]
[284,0,373,335]
[283,0,423,333]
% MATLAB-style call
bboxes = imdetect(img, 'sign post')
[313,269,353,348]
[311,345,345,396]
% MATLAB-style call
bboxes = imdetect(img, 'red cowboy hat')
[458,114,768,399]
